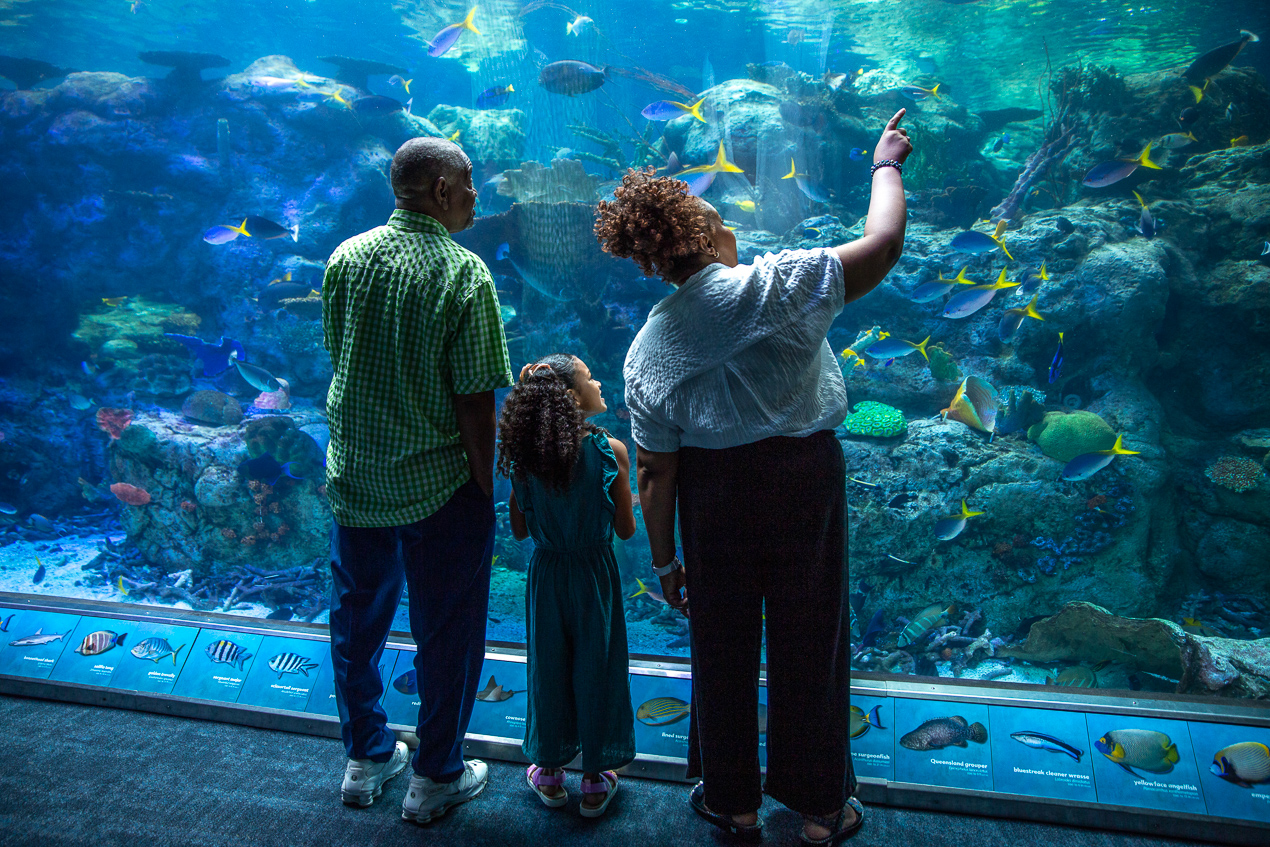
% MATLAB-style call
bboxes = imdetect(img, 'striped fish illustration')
[267,652,319,679]
[9,628,71,647]
[205,639,252,671]
[636,696,690,726]
[131,637,186,665]
[74,630,126,656]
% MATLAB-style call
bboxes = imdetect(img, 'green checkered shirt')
[322,210,513,527]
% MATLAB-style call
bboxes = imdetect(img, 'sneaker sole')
[402,779,489,824]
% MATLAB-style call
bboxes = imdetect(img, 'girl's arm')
[608,437,637,541]
[508,488,528,540]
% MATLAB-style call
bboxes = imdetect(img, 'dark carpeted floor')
[0,694,1224,847]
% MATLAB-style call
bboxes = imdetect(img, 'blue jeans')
[329,478,495,782]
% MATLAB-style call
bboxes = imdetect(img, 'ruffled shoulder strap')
[590,431,619,515]
[509,464,533,516]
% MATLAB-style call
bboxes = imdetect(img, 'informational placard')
[630,673,692,760]
[1087,715,1205,814]
[237,635,327,712]
[465,657,528,741]
[49,616,134,686]
[1189,721,1270,823]
[170,628,264,703]
[307,646,394,719]
[989,705,1096,802]
[109,623,196,694]
[757,684,768,770]
[893,698,992,791]
[849,694,895,782]
[0,609,78,679]
[381,649,422,727]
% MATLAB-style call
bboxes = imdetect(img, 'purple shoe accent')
[528,765,564,787]
[581,771,617,793]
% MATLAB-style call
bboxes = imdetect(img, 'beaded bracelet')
[871,159,903,177]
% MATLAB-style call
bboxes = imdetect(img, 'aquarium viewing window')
[1,0,1269,833]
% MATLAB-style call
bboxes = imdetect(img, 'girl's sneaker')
[341,741,409,807]
[401,759,489,824]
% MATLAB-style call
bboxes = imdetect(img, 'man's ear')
[432,176,449,210]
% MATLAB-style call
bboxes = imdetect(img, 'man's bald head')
[390,137,471,208]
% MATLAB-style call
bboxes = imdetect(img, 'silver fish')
[1010,730,1084,762]
[205,639,252,671]
[232,358,281,393]
[267,652,319,679]
[131,637,185,664]
[9,627,70,647]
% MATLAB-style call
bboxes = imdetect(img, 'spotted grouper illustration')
[900,715,988,750]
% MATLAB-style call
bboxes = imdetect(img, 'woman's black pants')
[678,429,853,817]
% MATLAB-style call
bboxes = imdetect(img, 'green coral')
[841,401,907,438]
[1205,456,1263,492]
[72,296,202,358]
[244,416,325,481]
[927,343,962,383]
[1027,410,1116,462]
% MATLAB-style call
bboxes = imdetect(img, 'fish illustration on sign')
[9,628,70,647]
[393,668,418,695]
[1210,741,1270,787]
[74,630,126,656]
[205,639,252,671]
[268,652,319,679]
[131,637,186,664]
[636,696,690,726]
[476,674,517,702]
[850,704,884,739]
[0,614,12,632]
[900,716,987,750]
[1010,730,1084,762]
[1095,729,1180,776]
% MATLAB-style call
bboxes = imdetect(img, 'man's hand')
[874,108,913,165]
[658,567,688,618]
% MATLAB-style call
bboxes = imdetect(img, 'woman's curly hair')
[594,168,713,282]
[497,354,606,491]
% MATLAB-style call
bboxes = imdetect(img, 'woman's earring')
[707,245,720,259]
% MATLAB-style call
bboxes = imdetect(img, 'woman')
[593,110,912,845]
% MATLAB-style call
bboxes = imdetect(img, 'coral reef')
[426,104,526,170]
[243,416,325,481]
[181,390,243,426]
[1027,411,1116,462]
[1205,456,1264,492]
[72,298,202,361]
[840,401,906,438]
[926,343,962,383]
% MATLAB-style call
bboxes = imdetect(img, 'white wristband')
[652,556,683,577]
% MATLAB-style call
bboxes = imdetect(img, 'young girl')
[497,353,637,818]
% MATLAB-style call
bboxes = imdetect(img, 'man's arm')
[453,391,496,498]
[833,109,913,304]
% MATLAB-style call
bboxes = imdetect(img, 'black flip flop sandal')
[800,797,865,845]
[688,782,763,842]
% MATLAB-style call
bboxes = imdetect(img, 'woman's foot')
[801,798,865,845]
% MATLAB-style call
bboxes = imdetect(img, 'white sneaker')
[341,741,409,807]
[401,759,489,824]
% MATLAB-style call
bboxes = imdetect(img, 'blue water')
[1,1,1269,698]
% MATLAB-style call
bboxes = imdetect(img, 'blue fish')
[641,98,706,122]
[911,267,977,303]
[475,84,514,109]
[1016,261,1049,296]
[950,230,999,254]
[849,147,868,161]
[1061,434,1140,481]
[1048,331,1064,384]
[165,334,246,377]
[860,608,886,648]
[238,453,304,486]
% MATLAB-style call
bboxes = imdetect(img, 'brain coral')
[841,400,907,438]
[1027,410,1116,462]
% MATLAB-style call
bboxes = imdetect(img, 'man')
[321,137,513,823]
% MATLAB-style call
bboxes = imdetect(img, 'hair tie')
[519,362,554,383]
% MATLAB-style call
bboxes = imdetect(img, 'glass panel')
[0,1,1266,705]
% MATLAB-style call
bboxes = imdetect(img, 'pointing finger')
[885,108,906,131]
